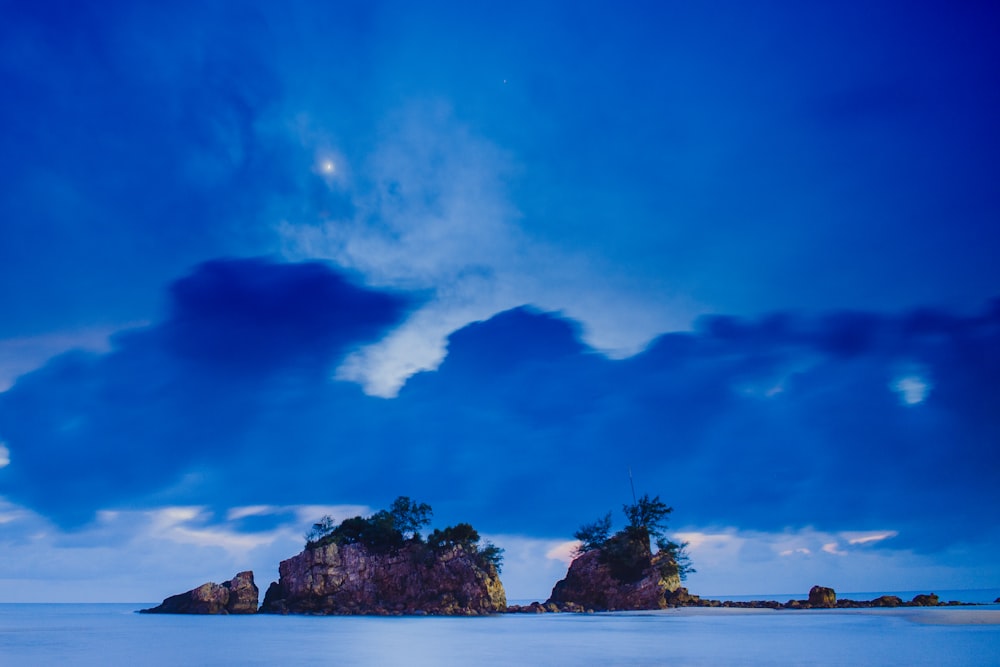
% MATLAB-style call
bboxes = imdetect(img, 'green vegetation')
[306,497,504,572]
[573,493,695,583]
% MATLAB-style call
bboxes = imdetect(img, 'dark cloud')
[2,273,997,555]
[0,259,411,524]
[164,258,410,376]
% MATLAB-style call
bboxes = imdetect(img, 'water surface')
[1,602,998,666]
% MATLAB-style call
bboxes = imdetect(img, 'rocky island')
[258,536,505,615]
[142,494,975,616]
[143,497,506,616]
[510,494,692,613]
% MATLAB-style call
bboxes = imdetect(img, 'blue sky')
[1,1,998,601]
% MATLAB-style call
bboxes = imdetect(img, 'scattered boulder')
[808,585,836,608]
[259,541,506,615]
[911,593,940,607]
[140,571,259,614]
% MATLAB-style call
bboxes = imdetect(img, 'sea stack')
[546,534,680,611]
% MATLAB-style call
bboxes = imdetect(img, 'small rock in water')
[807,585,836,608]
[140,571,259,615]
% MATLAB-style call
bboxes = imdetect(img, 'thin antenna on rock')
[628,466,637,504]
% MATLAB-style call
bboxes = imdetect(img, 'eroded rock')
[546,544,680,611]
[140,571,259,614]
[911,593,940,606]
[808,585,836,608]
[259,541,506,615]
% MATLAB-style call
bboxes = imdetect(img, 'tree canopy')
[623,494,673,539]
[305,497,503,572]
[573,493,695,582]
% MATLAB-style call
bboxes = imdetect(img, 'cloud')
[278,102,699,396]
[5,1,999,405]
[1,261,998,563]
[482,535,582,600]
[892,374,931,405]
[163,258,412,376]
[675,525,991,596]
[0,2,307,338]
[545,540,581,565]
[0,494,984,602]
[822,542,847,556]
[845,531,898,546]
[0,327,128,392]
[0,258,411,525]
[0,496,321,602]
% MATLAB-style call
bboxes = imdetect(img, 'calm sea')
[1,595,998,666]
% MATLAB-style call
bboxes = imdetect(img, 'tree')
[428,523,480,550]
[573,512,612,554]
[305,515,338,544]
[623,494,673,541]
[571,492,693,584]
[388,496,432,539]
[362,510,407,553]
[427,523,505,573]
[304,497,433,552]
[655,537,696,582]
[478,540,505,573]
[303,500,503,573]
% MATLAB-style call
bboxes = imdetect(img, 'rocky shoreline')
[138,498,992,617]
[141,571,987,617]
[508,586,986,614]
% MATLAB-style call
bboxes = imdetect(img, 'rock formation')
[140,571,258,614]
[259,541,506,615]
[667,587,959,610]
[546,540,680,611]
[869,595,904,607]
[807,585,836,608]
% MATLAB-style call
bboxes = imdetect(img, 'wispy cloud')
[845,531,899,546]
[278,102,697,395]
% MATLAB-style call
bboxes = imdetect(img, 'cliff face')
[547,548,680,611]
[259,541,507,615]
[140,571,258,614]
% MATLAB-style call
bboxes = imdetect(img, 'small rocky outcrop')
[869,595,904,607]
[259,541,506,615]
[507,600,591,614]
[808,585,836,608]
[716,588,960,610]
[140,571,258,614]
[546,543,680,611]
